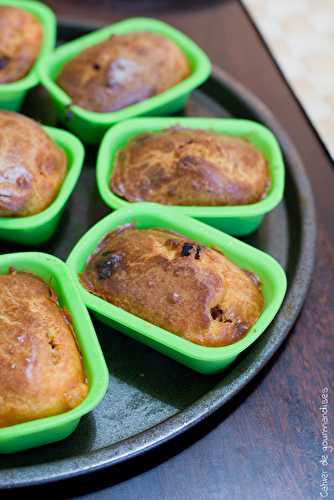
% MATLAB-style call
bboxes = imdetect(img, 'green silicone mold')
[0,252,108,453]
[38,17,211,144]
[0,0,56,111]
[67,203,287,374]
[97,117,285,236]
[0,125,85,245]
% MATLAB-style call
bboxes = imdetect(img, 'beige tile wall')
[243,0,334,160]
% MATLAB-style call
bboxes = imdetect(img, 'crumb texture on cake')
[0,111,66,217]
[82,226,264,347]
[0,6,43,83]
[57,32,190,113]
[0,270,88,428]
[111,128,270,206]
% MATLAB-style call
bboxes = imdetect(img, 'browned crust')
[81,226,264,347]
[0,6,43,83]
[57,32,191,113]
[0,270,88,428]
[0,111,67,217]
[110,128,270,206]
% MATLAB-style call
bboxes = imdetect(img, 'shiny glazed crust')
[111,128,270,206]
[0,111,66,217]
[57,32,191,113]
[0,270,88,428]
[0,6,43,84]
[82,226,264,347]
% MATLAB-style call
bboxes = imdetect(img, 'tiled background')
[243,0,334,160]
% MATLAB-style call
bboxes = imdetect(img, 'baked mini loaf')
[82,226,264,347]
[111,128,270,206]
[0,111,66,217]
[0,269,88,428]
[0,6,43,84]
[57,32,190,113]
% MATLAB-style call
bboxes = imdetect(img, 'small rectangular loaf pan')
[97,117,285,236]
[0,126,84,246]
[0,252,108,454]
[38,17,211,144]
[0,0,56,111]
[67,203,287,375]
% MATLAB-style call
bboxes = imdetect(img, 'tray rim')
[0,63,316,488]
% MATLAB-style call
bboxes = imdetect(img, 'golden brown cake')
[57,32,191,113]
[82,226,264,347]
[111,128,270,206]
[0,269,88,428]
[0,6,43,84]
[0,111,66,217]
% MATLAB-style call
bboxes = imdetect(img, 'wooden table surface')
[9,1,334,499]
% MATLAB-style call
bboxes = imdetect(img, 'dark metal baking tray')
[0,21,316,489]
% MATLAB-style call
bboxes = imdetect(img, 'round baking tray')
[0,21,316,489]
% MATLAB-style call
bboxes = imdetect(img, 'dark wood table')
[11,1,334,499]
